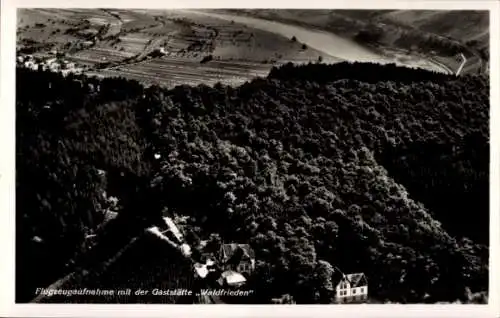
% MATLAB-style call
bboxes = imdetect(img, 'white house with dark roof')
[334,272,368,303]
[218,243,255,275]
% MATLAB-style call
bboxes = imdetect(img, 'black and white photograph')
[1,0,499,316]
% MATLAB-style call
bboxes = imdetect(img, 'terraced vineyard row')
[142,21,184,36]
[115,33,152,54]
[93,56,273,88]
[69,47,135,64]
[58,9,116,24]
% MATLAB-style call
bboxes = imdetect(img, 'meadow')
[18,9,341,87]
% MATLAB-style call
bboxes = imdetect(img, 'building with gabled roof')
[334,272,368,303]
[218,243,255,275]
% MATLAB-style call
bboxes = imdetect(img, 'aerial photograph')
[15,8,489,304]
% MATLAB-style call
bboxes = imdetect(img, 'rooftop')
[344,273,367,288]
[221,243,255,260]
[220,270,246,286]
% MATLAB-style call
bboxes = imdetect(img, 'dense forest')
[16,61,489,304]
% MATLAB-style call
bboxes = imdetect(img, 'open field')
[17,9,87,51]
[82,9,341,87]
[95,33,153,56]
[167,10,339,64]
[18,9,343,87]
[88,56,273,88]
[68,47,135,65]
[18,8,486,88]
[17,9,120,54]
[118,11,160,33]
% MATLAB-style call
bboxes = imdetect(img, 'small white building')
[335,272,368,303]
[219,243,255,275]
[32,236,43,243]
[271,294,295,304]
[194,258,217,279]
[218,270,247,287]
[24,61,38,70]
[163,216,184,243]
[194,263,209,278]
[103,210,118,223]
[50,63,61,72]
[180,243,192,257]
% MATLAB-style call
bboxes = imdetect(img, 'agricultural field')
[166,11,338,64]
[118,11,160,33]
[99,10,122,38]
[142,19,183,37]
[97,33,153,56]
[66,12,221,68]
[212,25,337,63]
[148,21,217,57]
[17,9,342,87]
[89,56,273,88]
[17,10,85,52]
[68,47,135,65]
[17,9,120,55]
[90,56,273,87]
[82,9,342,88]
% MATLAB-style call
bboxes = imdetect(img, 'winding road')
[182,10,452,74]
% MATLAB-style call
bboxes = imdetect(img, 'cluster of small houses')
[17,52,86,76]
[146,214,369,304]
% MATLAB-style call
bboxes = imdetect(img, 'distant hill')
[379,10,489,51]
[233,9,489,74]
[253,9,489,50]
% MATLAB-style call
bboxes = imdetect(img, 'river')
[182,10,452,74]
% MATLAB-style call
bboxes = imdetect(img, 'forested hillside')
[16,62,489,304]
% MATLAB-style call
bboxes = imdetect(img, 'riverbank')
[197,9,454,75]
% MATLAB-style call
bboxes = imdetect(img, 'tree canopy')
[16,62,489,304]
